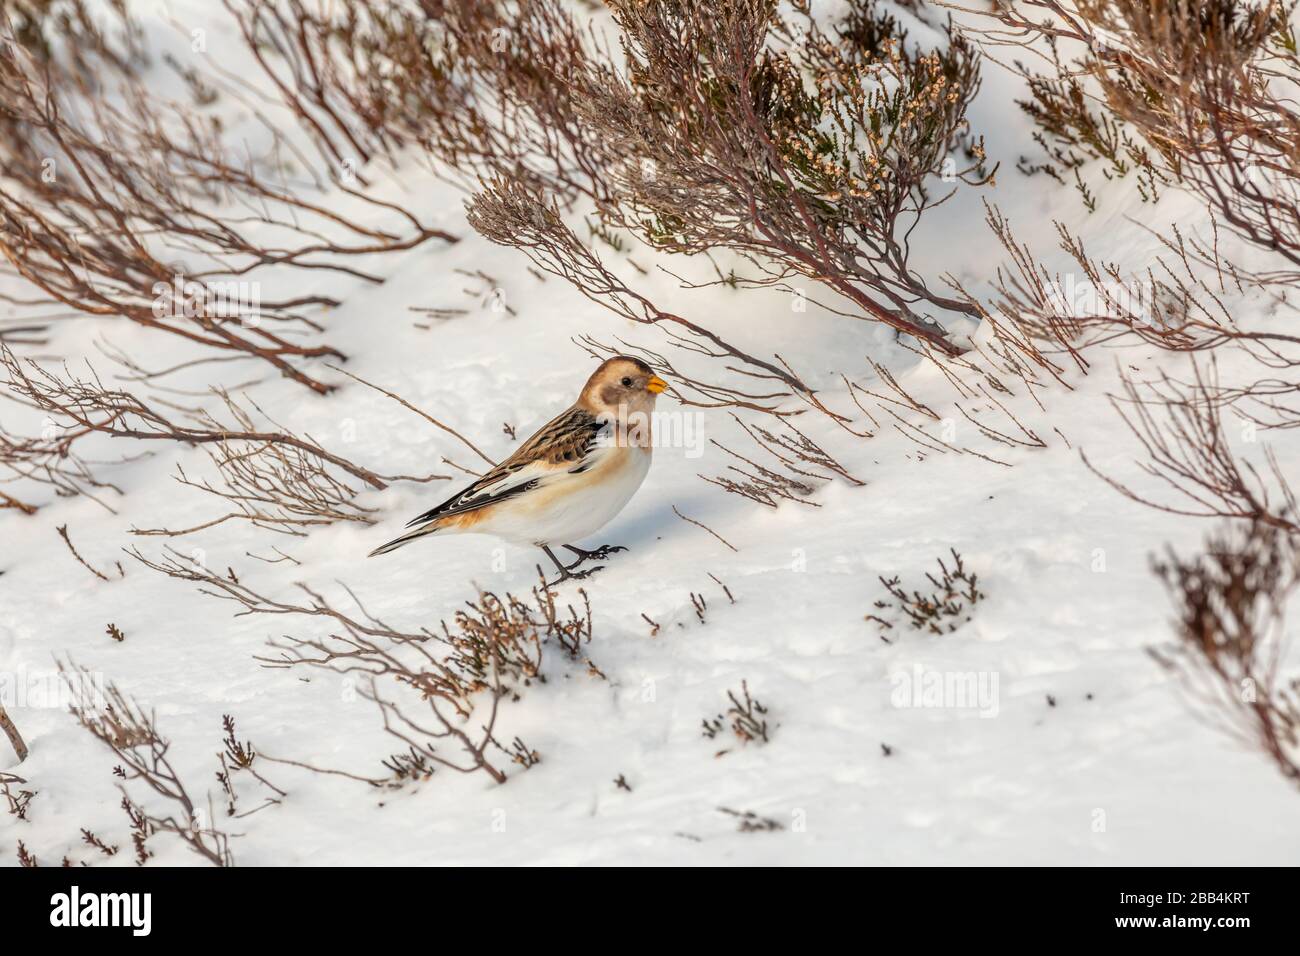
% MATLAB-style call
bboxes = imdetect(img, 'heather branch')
[1,346,407,491]
[1151,519,1300,788]
[468,179,818,411]
[0,703,28,763]
[1084,359,1298,535]
[60,662,235,866]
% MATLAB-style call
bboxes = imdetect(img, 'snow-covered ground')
[2,1,1298,866]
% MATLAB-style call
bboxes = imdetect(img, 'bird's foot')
[540,563,606,589]
[563,543,628,566]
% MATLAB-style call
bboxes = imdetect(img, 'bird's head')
[578,356,668,420]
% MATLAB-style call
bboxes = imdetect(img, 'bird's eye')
[621,377,633,387]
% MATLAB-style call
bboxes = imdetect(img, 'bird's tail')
[367,521,440,557]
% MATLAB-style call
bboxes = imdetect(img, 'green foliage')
[1015,47,1166,208]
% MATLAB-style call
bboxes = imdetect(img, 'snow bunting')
[368,356,668,582]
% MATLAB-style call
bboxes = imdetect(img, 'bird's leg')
[563,543,628,566]
[539,545,604,587]
[541,545,573,577]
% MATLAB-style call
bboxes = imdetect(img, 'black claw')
[563,543,628,565]
[542,564,604,588]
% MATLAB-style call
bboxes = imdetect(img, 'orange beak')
[646,374,669,395]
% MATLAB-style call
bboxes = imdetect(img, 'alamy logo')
[598,407,706,458]
[151,272,261,327]
[49,886,152,936]
[889,664,1000,718]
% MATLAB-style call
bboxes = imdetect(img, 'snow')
[2,1,1298,866]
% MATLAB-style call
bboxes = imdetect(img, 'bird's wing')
[404,405,609,529]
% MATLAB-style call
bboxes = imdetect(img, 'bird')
[368,356,668,583]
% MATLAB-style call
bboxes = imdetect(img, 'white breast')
[476,445,652,546]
